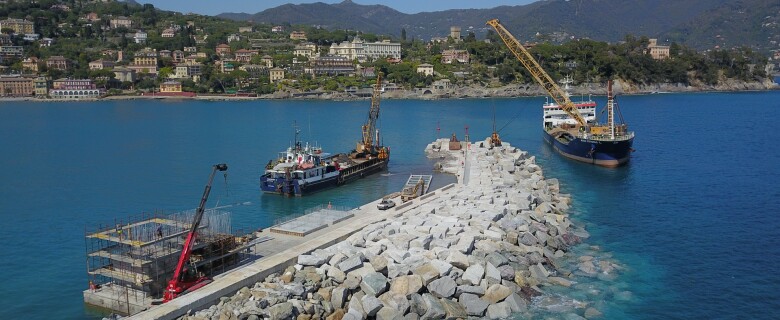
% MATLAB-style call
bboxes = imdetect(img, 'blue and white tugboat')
[260,75,390,196]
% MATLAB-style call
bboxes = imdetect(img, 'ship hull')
[260,158,388,196]
[543,130,633,167]
[260,174,340,196]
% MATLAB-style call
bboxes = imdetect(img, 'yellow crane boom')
[486,19,587,127]
[361,73,382,150]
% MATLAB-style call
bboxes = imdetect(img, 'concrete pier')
[130,137,620,320]
[127,185,456,320]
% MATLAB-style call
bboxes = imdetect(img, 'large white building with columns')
[329,37,401,62]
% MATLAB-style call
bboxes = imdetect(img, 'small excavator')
[401,179,426,203]
[162,163,228,303]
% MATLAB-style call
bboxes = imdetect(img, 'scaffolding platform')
[269,204,354,237]
[84,284,153,316]
[84,208,253,316]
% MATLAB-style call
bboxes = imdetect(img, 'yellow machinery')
[401,179,425,202]
[486,19,621,134]
[486,19,587,128]
[356,74,388,159]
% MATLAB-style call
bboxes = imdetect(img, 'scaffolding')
[84,208,252,315]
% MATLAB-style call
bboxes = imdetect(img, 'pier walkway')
[128,183,459,320]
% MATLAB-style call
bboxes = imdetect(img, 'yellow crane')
[356,73,388,160]
[486,19,588,128]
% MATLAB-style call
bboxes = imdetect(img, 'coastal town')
[2,1,780,320]
[0,0,776,100]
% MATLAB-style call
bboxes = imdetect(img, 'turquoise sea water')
[1,90,779,319]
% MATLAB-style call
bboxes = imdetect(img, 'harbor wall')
[127,186,450,320]
[134,137,623,320]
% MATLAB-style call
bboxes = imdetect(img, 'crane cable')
[497,104,525,134]
[223,171,230,197]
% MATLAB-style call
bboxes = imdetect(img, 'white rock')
[462,264,485,286]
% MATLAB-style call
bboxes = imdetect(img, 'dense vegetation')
[0,0,771,95]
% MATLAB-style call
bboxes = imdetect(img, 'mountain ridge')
[217,0,778,50]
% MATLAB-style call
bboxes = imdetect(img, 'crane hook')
[223,172,230,197]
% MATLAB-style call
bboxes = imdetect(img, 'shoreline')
[3,80,778,103]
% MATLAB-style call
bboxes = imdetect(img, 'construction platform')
[269,204,354,237]
[83,208,254,315]
[128,184,457,320]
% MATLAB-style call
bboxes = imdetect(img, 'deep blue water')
[0,91,779,319]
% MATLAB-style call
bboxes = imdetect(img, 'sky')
[137,0,538,16]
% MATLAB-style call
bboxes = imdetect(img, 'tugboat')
[260,75,390,196]
[487,19,634,167]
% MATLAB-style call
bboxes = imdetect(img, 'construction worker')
[116,224,122,241]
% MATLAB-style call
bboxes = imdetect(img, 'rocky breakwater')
[179,138,622,320]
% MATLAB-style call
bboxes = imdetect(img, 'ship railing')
[579,131,635,141]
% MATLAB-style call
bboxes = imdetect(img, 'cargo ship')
[487,19,635,167]
[542,79,634,167]
[260,75,389,196]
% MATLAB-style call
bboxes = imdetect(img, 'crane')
[162,163,228,303]
[486,19,588,128]
[358,73,383,155]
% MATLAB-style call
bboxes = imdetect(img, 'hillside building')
[113,67,136,83]
[109,16,133,29]
[216,44,232,56]
[227,33,241,43]
[0,46,24,60]
[46,56,71,71]
[34,77,49,96]
[0,75,34,97]
[161,28,176,38]
[290,31,307,41]
[172,50,185,63]
[417,63,434,76]
[261,55,273,68]
[22,57,40,72]
[235,49,259,63]
[294,43,318,59]
[450,26,461,41]
[174,63,202,82]
[134,31,148,44]
[239,64,269,80]
[329,37,401,62]
[89,60,114,70]
[647,39,670,60]
[159,81,182,93]
[270,68,285,82]
[441,49,470,64]
[50,79,102,99]
[0,18,34,34]
[306,56,354,76]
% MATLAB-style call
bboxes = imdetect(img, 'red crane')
[162,163,228,302]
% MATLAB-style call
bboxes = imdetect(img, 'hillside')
[218,0,778,50]
[661,0,780,49]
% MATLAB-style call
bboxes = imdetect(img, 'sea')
[1,88,779,319]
